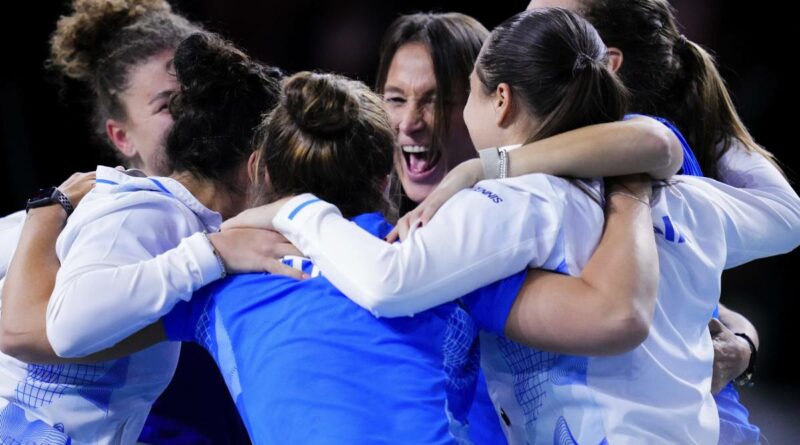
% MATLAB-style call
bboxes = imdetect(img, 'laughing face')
[382,42,474,203]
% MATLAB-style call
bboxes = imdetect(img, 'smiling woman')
[374,13,488,211]
[48,0,200,176]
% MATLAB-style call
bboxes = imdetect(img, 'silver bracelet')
[498,148,509,179]
[201,231,227,279]
[607,191,650,207]
[478,147,500,179]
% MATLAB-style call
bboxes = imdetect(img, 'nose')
[398,103,425,136]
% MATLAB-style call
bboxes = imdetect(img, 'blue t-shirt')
[163,212,526,445]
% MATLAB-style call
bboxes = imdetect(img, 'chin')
[402,182,436,203]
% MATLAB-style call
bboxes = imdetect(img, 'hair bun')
[282,72,360,137]
[49,0,171,81]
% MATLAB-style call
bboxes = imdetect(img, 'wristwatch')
[733,332,757,387]
[26,187,74,216]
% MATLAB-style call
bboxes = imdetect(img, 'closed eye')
[384,96,406,105]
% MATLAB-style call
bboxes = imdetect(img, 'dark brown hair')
[477,8,628,143]
[167,33,282,193]
[256,72,396,219]
[578,0,776,179]
[374,12,488,165]
[49,0,201,161]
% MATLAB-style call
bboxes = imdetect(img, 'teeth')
[402,145,429,154]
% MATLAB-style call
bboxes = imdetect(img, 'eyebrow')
[383,86,405,95]
[383,86,437,97]
[148,90,173,106]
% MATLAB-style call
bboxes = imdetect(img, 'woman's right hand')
[57,171,97,208]
[208,228,306,279]
[387,158,484,242]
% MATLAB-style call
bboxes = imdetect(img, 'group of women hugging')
[0,0,797,444]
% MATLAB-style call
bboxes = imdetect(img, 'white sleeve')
[273,176,567,317]
[718,142,791,191]
[46,201,223,358]
[0,210,25,280]
[681,176,800,269]
[713,145,800,267]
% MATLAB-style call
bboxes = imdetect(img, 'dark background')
[1,0,797,441]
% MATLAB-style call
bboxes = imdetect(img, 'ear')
[606,47,624,74]
[247,150,260,183]
[494,82,514,127]
[106,119,137,158]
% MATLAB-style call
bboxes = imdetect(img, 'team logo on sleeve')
[471,186,503,204]
[654,215,687,244]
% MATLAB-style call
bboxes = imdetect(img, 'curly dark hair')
[49,0,202,161]
[167,33,283,192]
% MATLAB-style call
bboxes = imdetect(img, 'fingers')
[708,318,724,336]
[397,216,412,241]
[270,242,302,258]
[58,171,98,207]
[252,230,302,257]
[710,378,724,395]
[263,259,307,280]
[417,205,437,227]
[385,227,400,243]
[222,208,267,231]
[387,213,411,243]
[397,217,421,242]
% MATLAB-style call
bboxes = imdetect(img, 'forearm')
[510,117,682,180]
[46,232,220,357]
[505,193,658,355]
[0,207,65,362]
[0,210,25,280]
[274,192,550,317]
[9,321,167,365]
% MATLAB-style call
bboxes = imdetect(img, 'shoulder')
[72,189,195,231]
[58,190,200,258]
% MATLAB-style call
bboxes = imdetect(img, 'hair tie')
[573,53,596,72]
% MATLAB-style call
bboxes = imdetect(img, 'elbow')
[643,122,683,179]
[0,328,46,363]
[594,299,653,355]
[355,291,411,319]
[0,333,27,360]
[612,311,652,353]
[343,274,418,318]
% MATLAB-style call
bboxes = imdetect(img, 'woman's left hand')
[57,171,97,209]
[709,318,751,393]
[386,159,483,242]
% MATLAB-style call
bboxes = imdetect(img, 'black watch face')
[27,187,58,209]
[33,187,58,200]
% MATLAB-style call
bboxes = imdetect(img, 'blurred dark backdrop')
[1,0,797,441]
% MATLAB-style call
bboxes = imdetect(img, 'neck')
[170,171,241,220]
[497,111,540,147]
